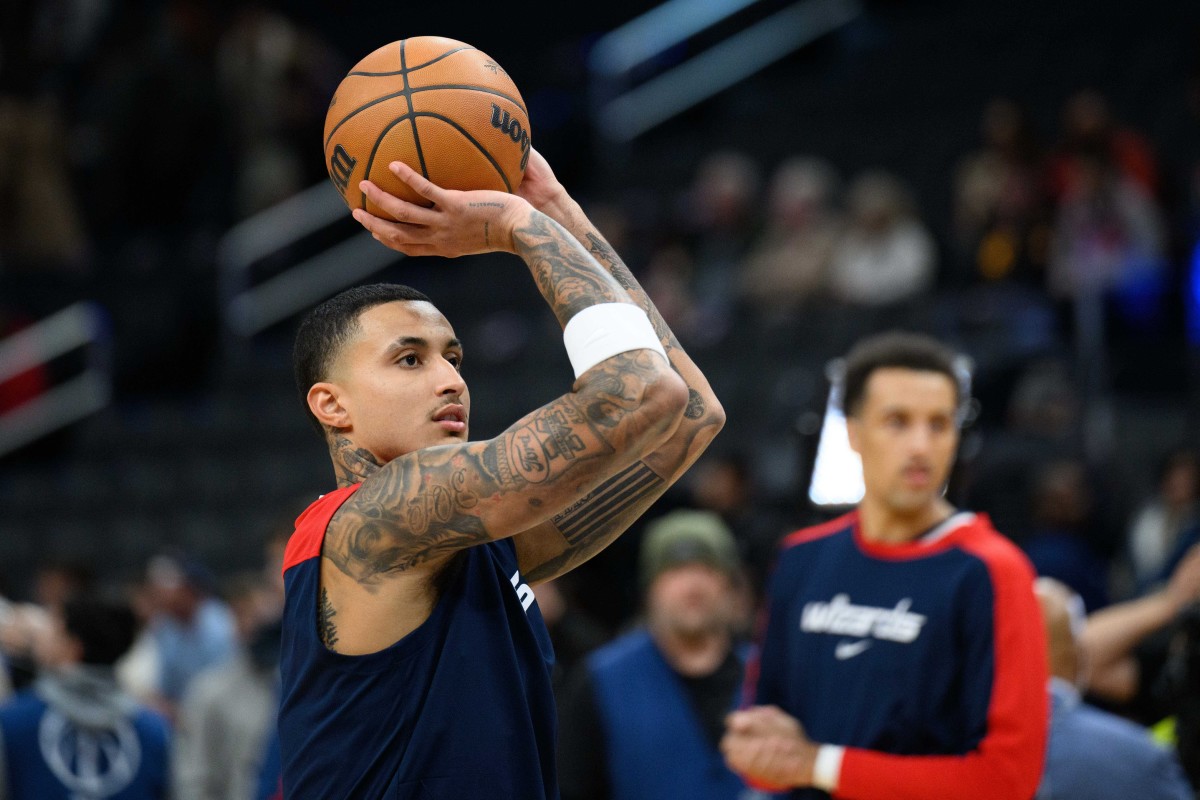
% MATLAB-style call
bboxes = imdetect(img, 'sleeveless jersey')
[278,485,558,800]
[749,511,1047,800]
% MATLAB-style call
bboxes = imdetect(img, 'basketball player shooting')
[277,151,725,798]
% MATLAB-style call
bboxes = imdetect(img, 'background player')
[721,331,1047,799]
[279,152,725,798]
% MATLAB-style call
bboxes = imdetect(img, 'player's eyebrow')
[384,336,462,355]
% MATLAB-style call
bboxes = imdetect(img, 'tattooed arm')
[511,150,726,583]
[332,166,689,585]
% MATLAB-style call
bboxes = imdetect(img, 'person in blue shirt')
[1034,577,1193,800]
[558,509,764,800]
[0,596,171,800]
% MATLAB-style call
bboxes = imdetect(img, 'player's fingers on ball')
[358,181,425,225]
[389,162,446,204]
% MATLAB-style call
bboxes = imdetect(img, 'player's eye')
[446,353,463,370]
[398,353,419,367]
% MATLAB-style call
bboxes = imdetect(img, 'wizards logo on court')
[38,709,142,798]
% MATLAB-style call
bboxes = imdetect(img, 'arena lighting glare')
[807,356,974,508]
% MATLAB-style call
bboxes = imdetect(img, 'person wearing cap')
[557,509,759,800]
[1033,577,1192,800]
[722,332,1047,800]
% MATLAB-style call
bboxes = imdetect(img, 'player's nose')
[435,356,466,397]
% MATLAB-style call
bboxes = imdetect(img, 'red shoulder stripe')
[282,484,362,575]
[779,510,858,551]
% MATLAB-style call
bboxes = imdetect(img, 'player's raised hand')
[352,161,530,258]
[514,147,567,213]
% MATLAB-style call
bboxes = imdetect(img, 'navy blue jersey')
[750,511,1047,800]
[278,485,558,800]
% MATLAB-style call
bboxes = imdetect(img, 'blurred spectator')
[557,510,755,800]
[216,5,342,218]
[674,150,763,341]
[1050,90,1159,201]
[0,98,89,274]
[1080,544,1200,713]
[953,98,1050,284]
[1124,449,1200,594]
[144,553,236,720]
[965,358,1082,542]
[1034,577,1192,800]
[827,170,936,306]
[0,595,170,799]
[1048,151,1168,325]
[1020,459,1112,612]
[173,572,282,800]
[739,156,841,320]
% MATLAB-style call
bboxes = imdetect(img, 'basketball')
[322,37,530,219]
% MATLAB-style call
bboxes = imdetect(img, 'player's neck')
[329,433,383,488]
[856,496,956,545]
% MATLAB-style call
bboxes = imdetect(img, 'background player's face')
[332,300,470,462]
[847,368,958,516]
[647,563,736,639]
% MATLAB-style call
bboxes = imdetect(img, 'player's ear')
[308,382,351,430]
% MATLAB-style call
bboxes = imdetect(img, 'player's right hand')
[352,161,532,258]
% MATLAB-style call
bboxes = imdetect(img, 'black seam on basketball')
[347,45,475,76]
[400,40,429,179]
[409,112,513,193]
[408,84,528,116]
[362,113,420,209]
[324,89,409,150]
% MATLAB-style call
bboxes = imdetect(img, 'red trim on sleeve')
[282,484,362,575]
[835,519,1048,800]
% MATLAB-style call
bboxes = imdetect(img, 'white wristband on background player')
[562,303,667,379]
[812,745,844,792]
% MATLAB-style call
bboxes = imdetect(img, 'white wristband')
[562,303,667,379]
[812,745,844,792]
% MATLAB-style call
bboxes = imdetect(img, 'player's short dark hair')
[63,597,138,666]
[293,283,433,434]
[841,331,961,418]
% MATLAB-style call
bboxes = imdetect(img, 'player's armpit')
[325,350,687,586]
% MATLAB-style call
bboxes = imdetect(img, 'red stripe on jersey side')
[282,484,362,575]
[778,510,858,551]
[835,516,1049,800]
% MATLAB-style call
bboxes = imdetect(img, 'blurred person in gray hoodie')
[0,596,171,799]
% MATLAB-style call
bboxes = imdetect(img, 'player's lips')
[902,465,932,484]
[433,404,467,433]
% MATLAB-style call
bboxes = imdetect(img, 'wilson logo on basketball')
[489,104,531,170]
[329,144,357,193]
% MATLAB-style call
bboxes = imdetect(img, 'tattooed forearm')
[331,434,383,488]
[583,230,681,351]
[523,461,665,584]
[318,587,339,650]
[513,211,630,326]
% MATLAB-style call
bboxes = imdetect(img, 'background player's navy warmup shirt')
[278,484,558,800]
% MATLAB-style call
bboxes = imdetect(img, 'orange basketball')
[323,37,530,219]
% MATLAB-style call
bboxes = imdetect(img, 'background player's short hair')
[840,331,963,419]
[293,283,433,434]
[63,596,138,666]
